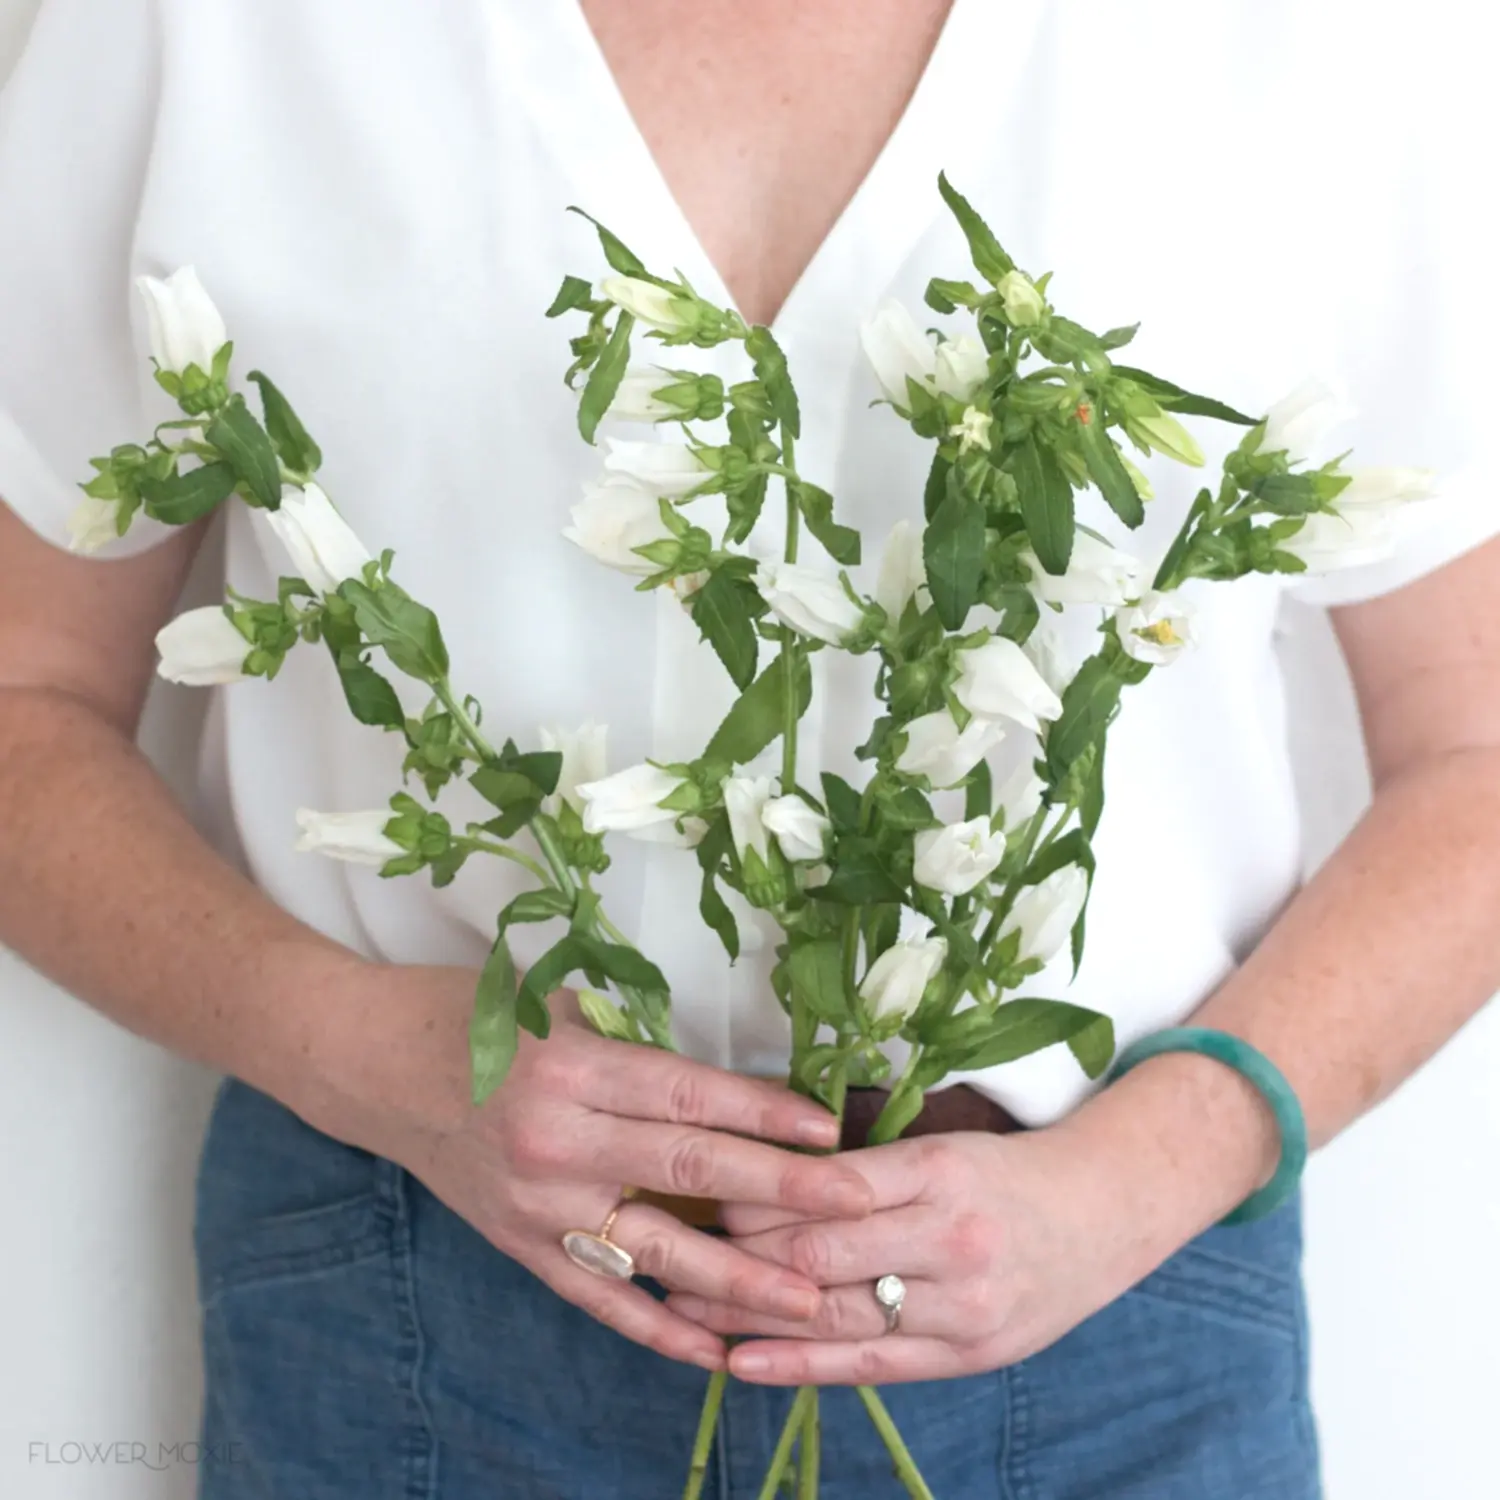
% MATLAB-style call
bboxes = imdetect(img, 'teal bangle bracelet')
[1104,1027,1308,1226]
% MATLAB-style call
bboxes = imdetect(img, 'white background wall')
[1,4,1496,1496]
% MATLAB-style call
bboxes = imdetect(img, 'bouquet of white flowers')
[80,176,1429,1497]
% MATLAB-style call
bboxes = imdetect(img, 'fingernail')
[795,1116,839,1145]
[733,1350,770,1376]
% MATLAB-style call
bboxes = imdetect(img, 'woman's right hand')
[300,960,874,1370]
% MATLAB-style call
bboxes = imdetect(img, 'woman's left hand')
[667,1122,1200,1386]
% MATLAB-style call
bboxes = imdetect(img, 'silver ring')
[874,1273,906,1335]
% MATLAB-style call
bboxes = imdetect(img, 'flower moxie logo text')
[27,1439,246,1471]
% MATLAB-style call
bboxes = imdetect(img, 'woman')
[0,1,1495,1496]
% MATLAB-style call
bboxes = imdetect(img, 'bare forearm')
[1060,746,1500,1260]
[0,686,366,1121]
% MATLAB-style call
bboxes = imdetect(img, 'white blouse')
[2,0,1495,1125]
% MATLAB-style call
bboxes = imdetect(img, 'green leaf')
[795,482,860,566]
[247,371,322,479]
[817,838,907,905]
[745,325,800,440]
[923,452,951,523]
[930,999,1108,1072]
[787,939,851,1026]
[1253,474,1323,516]
[546,275,594,318]
[340,580,450,683]
[578,311,634,444]
[964,760,993,823]
[204,394,283,508]
[924,484,986,631]
[498,888,574,930]
[1045,642,1151,780]
[1079,419,1145,529]
[567,207,652,279]
[470,936,520,1105]
[575,936,670,996]
[1066,1014,1116,1079]
[331,651,404,728]
[695,819,740,961]
[469,746,561,838]
[1022,829,1095,886]
[1099,324,1140,351]
[1152,487,1213,591]
[704,650,812,766]
[689,568,760,690]
[937,172,1014,285]
[515,935,585,1034]
[821,773,863,834]
[1079,739,1108,840]
[1111,366,1257,426]
[1014,437,1075,576]
[137,461,237,526]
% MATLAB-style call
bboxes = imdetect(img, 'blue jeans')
[194,1077,1322,1499]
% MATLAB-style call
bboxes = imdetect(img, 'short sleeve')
[0,0,175,556]
[1281,28,1499,610]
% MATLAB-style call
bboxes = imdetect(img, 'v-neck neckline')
[498,0,1048,348]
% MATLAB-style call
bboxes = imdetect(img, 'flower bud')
[1257,377,1354,465]
[953,636,1064,732]
[577,763,700,845]
[1001,866,1089,967]
[753,560,866,646]
[67,495,123,554]
[895,710,1006,789]
[761,794,832,863]
[563,479,675,576]
[155,606,252,686]
[599,276,696,334]
[1335,466,1436,511]
[996,270,1046,328]
[1125,412,1205,467]
[914,817,1006,896]
[1114,590,1198,665]
[723,775,777,867]
[932,335,989,401]
[294,808,404,867]
[859,933,947,1021]
[874,518,928,622]
[265,483,374,596]
[1280,508,1398,573]
[602,438,711,499]
[136,266,228,376]
[538,722,609,816]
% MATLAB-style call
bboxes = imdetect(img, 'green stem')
[755,1387,814,1500]
[433,679,497,763]
[681,1368,728,1500]
[779,424,801,793]
[462,837,554,886]
[856,1387,935,1500]
[867,1043,925,1146]
[529,817,578,900]
[798,1387,820,1500]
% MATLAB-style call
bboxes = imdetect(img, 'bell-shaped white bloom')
[996,269,1045,328]
[563,478,673,576]
[1258,377,1354,465]
[914,817,1006,896]
[1026,531,1145,608]
[577,762,693,843]
[294,808,403,868]
[896,709,1006,789]
[860,300,940,407]
[1282,508,1400,573]
[67,494,123,554]
[996,761,1046,829]
[602,438,710,499]
[1114,590,1198,665]
[932,335,989,401]
[859,932,948,1021]
[723,775,777,867]
[1001,865,1089,967]
[1336,466,1436,512]
[599,276,694,334]
[754,560,865,646]
[1023,625,1078,698]
[155,606,252,686]
[761,794,832,863]
[954,636,1064,732]
[949,407,993,454]
[265,483,374,596]
[136,266,228,376]
[539,722,609,816]
[602,367,678,424]
[874,518,928,622]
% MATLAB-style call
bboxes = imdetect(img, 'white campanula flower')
[859,932,948,1021]
[723,775,777,867]
[1114,590,1198,666]
[1281,508,1400,573]
[860,300,939,408]
[1001,866,1089,967]
[265,483,374,596]
[895,709,1006,789]
[1257,377,1354,465]
[294,808,403,868]
[601,438,711,499]
[563,478,673,576]
[136,266,228,376]
[753,560,866,646]
[996,269,1045,328]
[996,761,1047,829]
[602,367,679,424]
[155,606,252,686]
[914,817,1006,896]
[67,494,123,554]
[953,636,1064,733]
[1026,531,1145,608]
[599,276,695,334]
[874,518,928,622]
[538,722,609,817]
[1336,467,1437,511]
[1023,623,1078,698]
[932,335,989,401]
[761,794,832,863]
[577,763,701,846]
